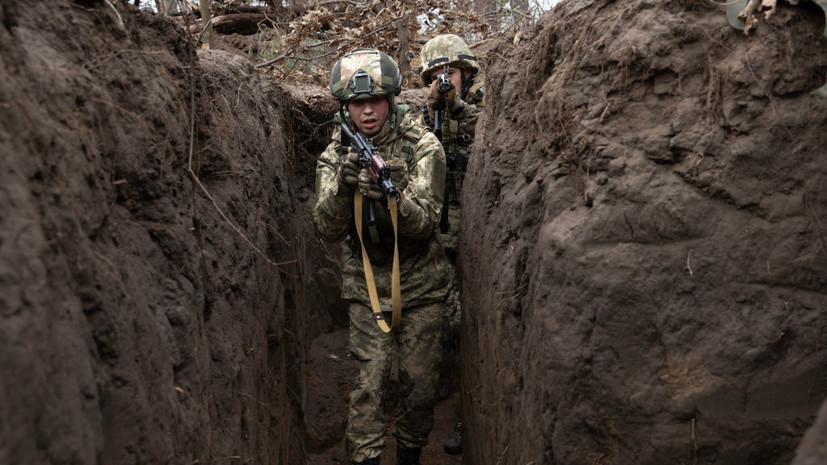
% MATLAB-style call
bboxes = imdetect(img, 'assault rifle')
[432,65,451,136]
[340,122,401,226]
[433,65,456,234]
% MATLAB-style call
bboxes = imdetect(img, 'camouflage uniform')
[419,36,484,317]
[418,34,484,456]
[418,34,484,255]
[313,49,451,463]
[346,300,444,460]
[427,79,483,255]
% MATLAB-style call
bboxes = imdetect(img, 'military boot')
[443,422,462,455]
[396,445,422,465]
[355,457,380,465]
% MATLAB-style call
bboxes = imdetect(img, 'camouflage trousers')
[440,171,463,258]
[346,301,446,463]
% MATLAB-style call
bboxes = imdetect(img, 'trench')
[3,1,827,465]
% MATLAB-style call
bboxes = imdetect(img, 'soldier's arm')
[312,141,353,242]
[454,99,483,139]
[396,132,446,239]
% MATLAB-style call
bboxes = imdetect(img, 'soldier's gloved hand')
[358,170,384,201]
[447,86,464,113]
[425,81,449,129]
[338,148,361,186]
[428,79,450,110]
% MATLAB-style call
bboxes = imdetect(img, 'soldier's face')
[347,96,389,137]
[431,66,463,91]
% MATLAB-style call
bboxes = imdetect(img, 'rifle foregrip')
[343,122,399,203]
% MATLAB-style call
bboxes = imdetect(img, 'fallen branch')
[211,13,272,35]
[104,0,125,30]
[253,48,339,69]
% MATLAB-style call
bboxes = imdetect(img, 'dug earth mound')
[460,1,827,464]
[1,1,826,465]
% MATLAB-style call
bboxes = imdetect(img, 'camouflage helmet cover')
[419,34,479,85]
[330,48,402,102]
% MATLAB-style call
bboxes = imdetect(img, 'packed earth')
[1,1,826,465]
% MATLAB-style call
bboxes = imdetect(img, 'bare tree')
[473,0,495,15]
[511,0,528,14]
[200,0,214,49]
[155,0,176,14]
[398,14,411,86]
[510,0,530,28]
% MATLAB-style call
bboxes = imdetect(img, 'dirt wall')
[460,1,827,464]
[5,0,827,464]
[0,1,330,463]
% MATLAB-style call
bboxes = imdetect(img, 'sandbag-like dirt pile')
[460,1,827,464]
[0,0,342,463]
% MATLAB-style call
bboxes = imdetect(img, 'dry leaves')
[285,0,488,60]
[195,0,542,85]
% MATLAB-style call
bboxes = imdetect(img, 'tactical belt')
[353,190,401,332]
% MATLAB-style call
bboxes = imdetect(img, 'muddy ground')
[1,0,826,465]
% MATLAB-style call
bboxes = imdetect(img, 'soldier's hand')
[358,170,384,201]
[338,149,361,185]
[426,83,446,130]
[447,86,463,113]
[428,80,449,110]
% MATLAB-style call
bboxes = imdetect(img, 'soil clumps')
[460,1,827,464]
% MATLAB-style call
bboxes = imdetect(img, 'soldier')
[313,48,452,465]
[418,33,485,456]
[420,33,484,256]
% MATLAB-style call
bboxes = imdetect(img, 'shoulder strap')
[354,190,401,332]
[396,119,427,166]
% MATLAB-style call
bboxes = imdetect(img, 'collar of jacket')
[372,103,412,146]
[335,103,412,146]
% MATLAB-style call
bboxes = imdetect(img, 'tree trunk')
[511,0,528,14]
[398,14,411,87]
[200,0,213,49]
[211,13,268,35]
[156,0,178,14]
[473,0,495,14]
[511,0,529,28]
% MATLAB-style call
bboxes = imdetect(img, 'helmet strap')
[338,105,355,133]
[388,95,398,131]
[460,69,476,100]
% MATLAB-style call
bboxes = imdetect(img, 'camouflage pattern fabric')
[426,72,484,382]
[314,104,452,310]
[419,34,480,85]
[425,73,484,255]
[313,103,451,462]
[313,105,452,462]
[345,301,446,462]
[330,48,402,101]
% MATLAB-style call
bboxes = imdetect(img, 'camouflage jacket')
[422,73,484,245]
[313,104,452,309]
[421,72,484,162]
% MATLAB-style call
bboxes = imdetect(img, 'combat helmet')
[419,34,479,85]
[329,48,402,103]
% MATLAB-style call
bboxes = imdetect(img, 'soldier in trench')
[418,33,485,456]
[312,48,452,465]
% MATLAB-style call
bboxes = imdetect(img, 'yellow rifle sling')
[353,190,401,332]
